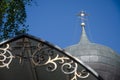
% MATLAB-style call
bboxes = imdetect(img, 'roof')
[0,34,103,80]
[65,26,120,80]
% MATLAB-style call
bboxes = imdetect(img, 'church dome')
[65,11,120,80]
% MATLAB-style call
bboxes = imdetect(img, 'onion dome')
[65,11,120,80]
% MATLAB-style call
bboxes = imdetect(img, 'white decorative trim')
[32,43,90,80]
[0,44,14,68]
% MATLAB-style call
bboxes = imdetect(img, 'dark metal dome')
[65,26,120,80]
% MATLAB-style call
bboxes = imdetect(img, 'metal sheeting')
[65,43,120,80]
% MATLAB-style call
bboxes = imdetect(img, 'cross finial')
[77,11,91,44]
[77,11,87,27]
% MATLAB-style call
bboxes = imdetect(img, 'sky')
[26,0,120,53]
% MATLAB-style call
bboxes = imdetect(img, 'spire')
[78,11,90,44]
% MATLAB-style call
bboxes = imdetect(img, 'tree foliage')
[0,0,32,41]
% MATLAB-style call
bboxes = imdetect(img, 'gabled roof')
[0,34,103,80]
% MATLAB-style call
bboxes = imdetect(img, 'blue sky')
[26,0,120,53]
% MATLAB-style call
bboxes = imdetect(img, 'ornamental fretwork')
[0,44,14,68]
[0,41,90,80]
[31,43,90,80]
